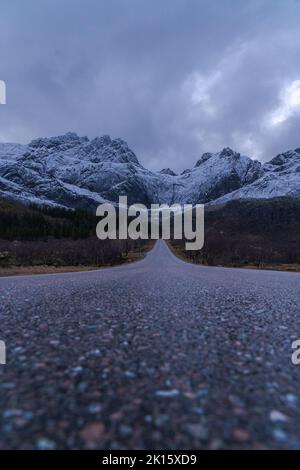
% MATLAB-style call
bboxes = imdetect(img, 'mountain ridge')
[0,132,299,210]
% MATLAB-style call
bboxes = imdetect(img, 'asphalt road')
[0,240,300,450]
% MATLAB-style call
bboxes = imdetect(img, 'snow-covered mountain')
[0,132,299,209]
[175,147,262,204]
[212,149,300,205]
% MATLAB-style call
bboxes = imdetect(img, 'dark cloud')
[0,0,300,170]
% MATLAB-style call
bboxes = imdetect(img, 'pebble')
[80,422,104,448]
[88,403,102,414]
[124,371,136,379]
[232,428,250,442]
[3,409,23,418]
[144,415,153,423]
[119,425,133,437]
[36,438,56,450]
[77,382,88,393]
[3,409,32,421]
[272,428,288,442]
[269,410,288,423]
[1,383,16,390]
[185,423,208,440]
[86,349,101,357]
[184,392,197,399]
[68,366,83,376]
[110,411,123,422]
[209,438,224,450]
[155,389,180,398]
[284,394,298,407]
[154,415,169,427]
[191,406,204,415]
[197,389,208,398]
[13,346,24,354]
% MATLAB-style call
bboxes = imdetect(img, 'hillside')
[170,197,300,270]
[0,133,299,209]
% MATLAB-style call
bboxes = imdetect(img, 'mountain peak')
[89,135,111,149]
[220,147,239,158]
[102,138,140,165]
[195,152,213,167]
[265,149,300,171]
[159,168,177,176]
[29,132,88,150]
[195,148,241,168]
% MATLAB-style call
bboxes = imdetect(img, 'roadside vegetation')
[1,196,299,274]
[0,198,151,275]
[169,197,300,272]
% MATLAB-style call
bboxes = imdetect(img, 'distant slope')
[212,149,300,205]
[171,197,300,269]
[0,198,97,240]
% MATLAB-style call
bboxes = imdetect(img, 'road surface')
[0,240,300,449]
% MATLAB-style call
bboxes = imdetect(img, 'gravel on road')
[0,240,300,449]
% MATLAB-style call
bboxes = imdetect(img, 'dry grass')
[242,264,300,273]
[0,265,100,277]
[168,241,300,273]
[0,240,155,277]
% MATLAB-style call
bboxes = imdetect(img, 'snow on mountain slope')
[175,148,262,204]
[212,149,300,205]
[159,168,178,176]
[0,133,298,209]
[0,143,28,161]
[0,133,150,209]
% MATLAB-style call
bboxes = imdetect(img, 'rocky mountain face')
[0,132,299,209]
[213,149,300,205]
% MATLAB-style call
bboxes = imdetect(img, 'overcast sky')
[0,0,300,171]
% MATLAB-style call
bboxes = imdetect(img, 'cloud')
[0,0,300,171]
[182,71,221,116]
[268,80,300,125]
